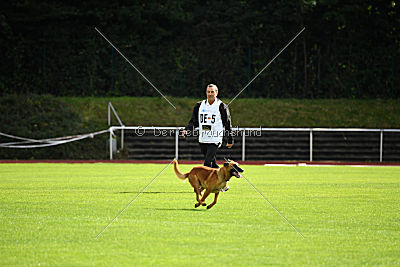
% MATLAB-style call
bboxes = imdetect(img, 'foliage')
[0,1,398,98]
[0,94,107,159]
[0,94,398,159]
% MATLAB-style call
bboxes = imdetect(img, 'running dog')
[173,159,244,209]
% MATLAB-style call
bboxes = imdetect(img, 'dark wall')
[1,1,399,98]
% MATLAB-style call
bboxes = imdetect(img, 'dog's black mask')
[229,164,244,178]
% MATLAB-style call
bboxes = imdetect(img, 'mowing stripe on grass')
[241,173,305,239]
[226,157,305,239]
[95,159,174,238]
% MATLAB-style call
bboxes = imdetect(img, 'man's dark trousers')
[199,143,219,169]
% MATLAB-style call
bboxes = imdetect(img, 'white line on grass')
[95,159,174,239]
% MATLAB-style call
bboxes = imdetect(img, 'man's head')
[206,84,218,104]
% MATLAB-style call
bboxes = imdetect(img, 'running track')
[1,160,399,166]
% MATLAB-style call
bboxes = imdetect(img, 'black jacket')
[185,100,233,145]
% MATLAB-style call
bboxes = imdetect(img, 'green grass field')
[1,163,399,266]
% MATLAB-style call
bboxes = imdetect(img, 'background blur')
[1,1,399,160]
[1,0,399,99]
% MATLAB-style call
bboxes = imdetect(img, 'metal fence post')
[310,129,313,162]
[242,129,245,161]
[175,128,179,160]
[121,129,124,150]
[109,128,113,160]
[380,130,383,162]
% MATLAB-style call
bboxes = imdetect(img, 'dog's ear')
[224,162,230,167]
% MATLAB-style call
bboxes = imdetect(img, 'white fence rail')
[109,126,400,162]
[108,102,125,150]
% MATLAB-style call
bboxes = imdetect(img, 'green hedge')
[1,95,399,160]
[63,97,400,128]
[0,94,107,159]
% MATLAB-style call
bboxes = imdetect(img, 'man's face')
[206,86,218,103]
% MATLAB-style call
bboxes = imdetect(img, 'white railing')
[108,126,400,162]
[108,102,125,151]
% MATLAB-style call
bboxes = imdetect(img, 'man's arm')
[219,102,233,147]
[182,101,201,137]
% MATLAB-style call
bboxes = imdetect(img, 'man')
[182,84,233,170]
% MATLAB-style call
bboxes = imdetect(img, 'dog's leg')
[189,176,204,208]
[194,187,204,196]
[199,187,205,197]
[193,186,203,208]
[207,192,220,209]
[200,188,212,206]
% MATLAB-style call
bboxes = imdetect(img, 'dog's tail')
[173,159,188,180]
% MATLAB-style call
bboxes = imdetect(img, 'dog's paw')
[202,203,207,206]
[206,205,212,209]
[194,203,200,208]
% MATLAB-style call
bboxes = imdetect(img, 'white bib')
[198,98,224,144]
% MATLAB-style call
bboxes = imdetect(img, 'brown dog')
[173,159,244,209]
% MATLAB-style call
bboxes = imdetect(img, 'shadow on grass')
[116,191,192,194]
[147,207,207,212]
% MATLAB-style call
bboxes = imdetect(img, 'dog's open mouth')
[230,166,244,178]
[232,171,241,178]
